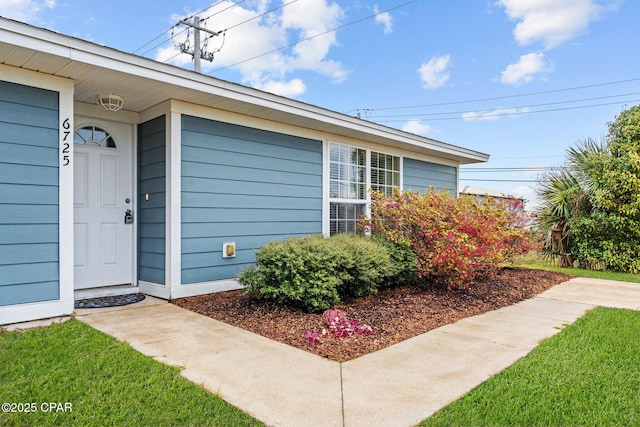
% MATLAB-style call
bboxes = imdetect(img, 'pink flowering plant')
[305,309,374,344]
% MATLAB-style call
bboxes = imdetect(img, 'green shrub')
[237,235,343,312]
[372,236,418,288]
[330,233,396,298]
[238,234,407,312]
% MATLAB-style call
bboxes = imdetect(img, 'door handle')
[124,209,134,224]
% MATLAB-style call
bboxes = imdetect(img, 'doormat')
[74,293,146,309]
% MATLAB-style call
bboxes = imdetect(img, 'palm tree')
[535,170,583,267]
[535,138,606,267]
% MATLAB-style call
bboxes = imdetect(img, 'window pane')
[330,143,366,201]
[330,202,366,235]
[330,143,339,162]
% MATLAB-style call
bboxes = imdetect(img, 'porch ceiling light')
[97,93,125,112]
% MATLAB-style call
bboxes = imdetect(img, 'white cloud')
[255,78,307,98]
[401,119,432,136]
[418,54,451,90]
[496,0,613,49]
[158,0,347,97]
[374,5,393,35]
[0,0,56,23]
[500,52,552,85]
[462,107,530,121]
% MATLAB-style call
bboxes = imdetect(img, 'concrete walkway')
[76,277,640,427]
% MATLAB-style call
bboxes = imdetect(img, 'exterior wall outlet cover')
[222,242,236,258]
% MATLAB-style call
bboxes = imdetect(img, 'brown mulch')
[172,268,573,361]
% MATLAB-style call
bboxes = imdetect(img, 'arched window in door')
[74,125,117,148]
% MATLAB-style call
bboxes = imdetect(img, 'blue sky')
[2,0,639,207]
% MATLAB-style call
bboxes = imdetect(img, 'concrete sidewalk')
[76,278,640,427]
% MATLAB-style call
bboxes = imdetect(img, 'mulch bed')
[172,267,572,361]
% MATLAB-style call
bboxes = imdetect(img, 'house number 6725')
[61,118,71,166]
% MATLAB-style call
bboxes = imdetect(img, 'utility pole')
[177,15,223,73]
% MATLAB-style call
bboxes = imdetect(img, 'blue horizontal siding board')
[0,102,58,129]
[182,144,320,175]
[138,195,165,209]
[0,205,58,224]
[138,252,166,270]
[0,122,58,148]
[182,235,268,254]
[0,281,59,307]
[139,146,166,166]
[139,178,165,194]
[0,243,58,266]
[405,167,456,182]
[0,184,58,205]
[138,223,165,238]
[181,263,254,283]
[138,116,166,137]
[0,224,58,244]
[137,267,165,285]
[182,249,256,269]
[182,221,321,239]
[182,177,318,198]
[0,80,58,110]
[182,131,321,163]
[0,262,59,287]
[0,163,58,186]
[182,207,320,223]
[182,115,321,153]
[138,207,165,223]
[404,161,456,175]
[0,142,58,167]
[139,162,166,181]
[182,162,321,187]
[138,237,165,254]
[181,192,321,210]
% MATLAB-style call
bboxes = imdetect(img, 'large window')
[329,143,400,235]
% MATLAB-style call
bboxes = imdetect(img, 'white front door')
[74,120,134,290]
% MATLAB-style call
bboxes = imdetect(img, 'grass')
[0,319,263,427]
[421,307,640,427]
[516,253,640,283]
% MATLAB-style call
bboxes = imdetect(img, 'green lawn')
[516,254,640,283]
[421,307,640,427]
[0,319,263,427]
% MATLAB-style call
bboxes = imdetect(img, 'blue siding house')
[0,17,488,326]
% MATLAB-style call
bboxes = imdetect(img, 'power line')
[368,92,640,119]
[211,0,418,73]
[460,178,545,183]
[461,167,568,172]
[348,77,640,114]
[375,99,640,122]
[224,0,300,32]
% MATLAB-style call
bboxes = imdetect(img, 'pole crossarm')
[176,15,225,72]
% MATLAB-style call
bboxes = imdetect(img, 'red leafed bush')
[367,189,537,289]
